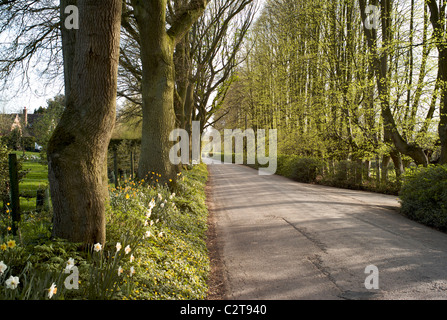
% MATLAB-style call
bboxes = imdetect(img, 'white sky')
[0,0,266,115]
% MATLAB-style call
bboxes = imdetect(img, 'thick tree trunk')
[131,0,207,182]
[133,1,177,182]
[426,0,447,164]
[438,49,447,164]
[48,0,122,244]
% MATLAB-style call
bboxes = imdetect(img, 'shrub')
[289,157,325,183]
[399,165,447,231]
[276,154,299,177]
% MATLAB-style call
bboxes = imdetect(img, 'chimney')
[23,107,28,126]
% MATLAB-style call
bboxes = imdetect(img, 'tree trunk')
[359,0,428,166]
[47,0,122,244]
[131,0,208,182]
[132,1,177,182]
[426,1,447,163]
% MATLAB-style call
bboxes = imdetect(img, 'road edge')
[205,165,228,300]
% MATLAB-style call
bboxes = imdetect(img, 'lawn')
[2,151,49,213]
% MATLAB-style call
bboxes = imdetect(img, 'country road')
[205,161,447,300]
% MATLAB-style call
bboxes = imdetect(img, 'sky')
[0,77,63,114]
[0,0,266,115]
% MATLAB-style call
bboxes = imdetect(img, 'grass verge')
[0,164,210,300]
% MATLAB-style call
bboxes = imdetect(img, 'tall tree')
[130,0,208,182]
[47,0,122,244]
[359,0,429,166]
[426,0,447,163]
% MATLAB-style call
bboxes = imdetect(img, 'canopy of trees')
[215,0,447,182]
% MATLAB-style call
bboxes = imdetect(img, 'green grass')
[2,151,49,213]
[0,164,210,300]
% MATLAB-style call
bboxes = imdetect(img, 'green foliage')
[268,154,400,195]
[33,94,65,163]
[0,140,8,207]
[0,163,210,300]
[400,165,447,231]
[289,157,324,183]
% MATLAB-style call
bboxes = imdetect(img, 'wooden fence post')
[8,153,20,235]
[114,149,119,188]
[130,151,134,180]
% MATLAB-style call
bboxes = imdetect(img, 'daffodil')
[93,243,102,252]
[5,276,19,289]
[7,240,15,249]
[130,254,135,263]
[124,245,131,254]
[118,266,123,277]
[116,242,122,252]
[0,243,6,251]
[48,283,57,299]
[65,258,75,271]
[125,194,130,199]
[129,267,135,277]
[0,261,7,275]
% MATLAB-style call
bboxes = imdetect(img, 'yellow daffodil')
[7,240,15,249]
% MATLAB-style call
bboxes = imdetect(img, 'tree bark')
[131,0,208,182]
[47,0,122,244]
[426,0,447,164]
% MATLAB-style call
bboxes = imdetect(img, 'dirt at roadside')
[205,169,227,300]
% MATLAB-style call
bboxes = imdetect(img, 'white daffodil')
[149,199,156,209]
[65,258,75,271]
[130,254,135,263]
[93,243,102,252]
[157,193,163,200]
[0,261,7,275]
[146,208,152,218]
[144,220,149,227]
[116,242,122,252]
[158,232,164,238]
[118,266,123,277]
[129,266,135,277]
[144,231,151,239]
[124,245,131,254]
[48,283,57,299]
[5,276,19,290]
[160,203,165,208]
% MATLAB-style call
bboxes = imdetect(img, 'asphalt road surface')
[205,161,447,300]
